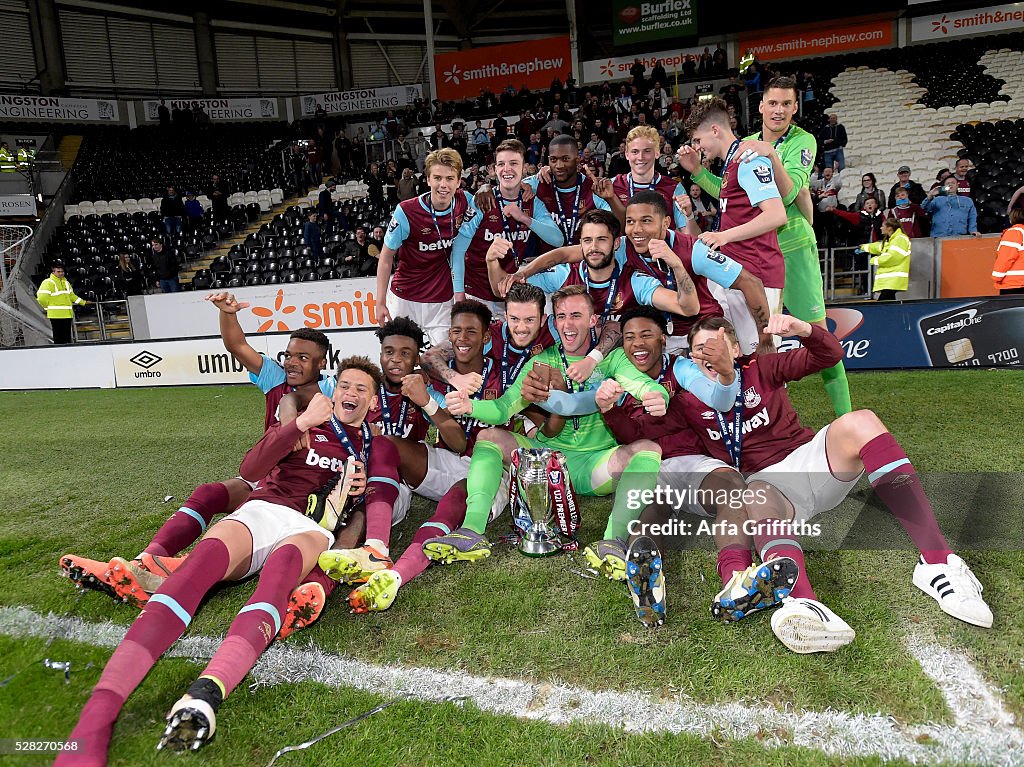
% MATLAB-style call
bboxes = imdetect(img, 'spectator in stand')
[412,131,429,173]
[36,260,88,343]
[888,165,926,207]
[149,238,180,293]
[929,168,952,194]
[365,162,385,209]
[586,132,607,169]
[160,186,185,237]
[992,208,1024,294]
[885,186,929,238]
[953,157,973,198]
[820,113,848,171]
[541,110,570,135]
[650,59,667,89]
[630,58,646,92]
[801,71,816,106]
[395,133,414,171]
[428,124,448,152]
[303,210,322,261]
[811,165,842,212]
[208,174,230,221]
[607,141,629,176]
[657,141,675,174]
[615,84,633,115]
[860,216,911,301]
[830,197,884,243]
[525,133,542,166]
[116,252,145,296]
[713,45,728,73]
[334,130,352,174]
[743,61,764,114]
[396,168,418,201]
[471,120,490,158]
[688,182,717,231]
[317,182,335,223]
[306,140,323,185]
[492,112,509,145]
[682,55,696,78]
[183,191,203,227]
[698,47,712,75]
[855,173,886,210]
[157,100,170,128]
[369,121,387,142]
[650,81,670,110]
[449,127,469,164]
[924,175,980,237]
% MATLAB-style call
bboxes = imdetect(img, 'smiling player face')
[627,137,658,180]
[690,328,741,380]
[379,335,418,388]
[759,88,798,136]
[578,222,617,271]
[554,294,597,356]
[494,150,524,194]
[505,300,544,349]
[282,338,326,387]
[549,144,579,185]
[449,312,488,366]
[625,203,669,256]
[623,316,666,376]
[332,368,377,425]
[427,163,459,208]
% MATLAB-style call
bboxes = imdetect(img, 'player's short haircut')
[684,96,731,137]
[338,355,383,389]
[627,189,669,219]
[551,283,594,313]
[451,298,493,329]
[626,125,660,146]
[289,327,330,358]
[549,134,578,153]
[375,316,425,350]
[687,315,738,348]
[1010,208,1024,225]
[494,138,526,158]
[425,147,463,178]
[505,282,546,314]
[579,207,621,239]
[764,75,799,98]
[621,304,668,335]
[884,216,901,230]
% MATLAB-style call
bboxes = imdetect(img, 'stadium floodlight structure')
[0,225,50,347]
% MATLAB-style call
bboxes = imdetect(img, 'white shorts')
[709,282,784,355]
[386,290,452,347]
[466,293,505,322]
[234,475,260,492]
[392,483,412,525]
[746,426,863,523]
[657,454,733,517]
[414,443,509,521]
[225,499,334,578]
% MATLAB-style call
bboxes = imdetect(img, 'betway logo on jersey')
[305,447,349,472]
[484,228,531,242]
[705,407,770,440]
[443,56,564,86]
[925,309,982,336]
[418,238,455,251]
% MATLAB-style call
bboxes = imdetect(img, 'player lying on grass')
[58,294,343,637]
[424,285,739,574]
[56,358,398,765]
[675,315,993,653]
[330,299,568,614]
[594,305,795,627]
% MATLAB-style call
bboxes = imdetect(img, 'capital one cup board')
[918,299,1024,368]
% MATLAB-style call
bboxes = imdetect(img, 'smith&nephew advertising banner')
[613,0,697,46]
[433,37,572,101]
[739,17,894,61]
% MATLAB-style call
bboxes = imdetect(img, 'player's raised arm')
[403,374,469,454]
[207,292,263,374]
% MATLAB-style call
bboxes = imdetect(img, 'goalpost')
[0,225,50,347]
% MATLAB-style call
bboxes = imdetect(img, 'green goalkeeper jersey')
[468,346,668,454]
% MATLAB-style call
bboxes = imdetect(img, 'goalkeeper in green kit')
[689,74,852,415]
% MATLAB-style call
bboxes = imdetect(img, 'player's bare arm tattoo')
[596,319,623,355]
[420,342,456,382]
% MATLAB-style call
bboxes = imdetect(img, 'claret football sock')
[365,437,401,549]
[146,482,230,557]
[860,433,953,565]
[753,519,817,600]
[716,545,754,587]
[395,485,467,584]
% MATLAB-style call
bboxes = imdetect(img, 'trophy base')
[518,535,561,557]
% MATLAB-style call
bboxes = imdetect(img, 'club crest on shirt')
[753,165,773,184]
[743,387,761,408]
[800,149,813,167]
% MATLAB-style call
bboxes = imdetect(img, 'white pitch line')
[2,606,1023,766]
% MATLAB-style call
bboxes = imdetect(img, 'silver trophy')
[514,448,560,557]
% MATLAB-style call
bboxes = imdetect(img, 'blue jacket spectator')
[923,177,980,237]
[184,192,203,222]
[303,212,323,260]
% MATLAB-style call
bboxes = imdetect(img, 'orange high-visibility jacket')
[993,223,1024,291]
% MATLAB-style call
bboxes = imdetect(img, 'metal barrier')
[824,245,874,302]
[72,299,133,343]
